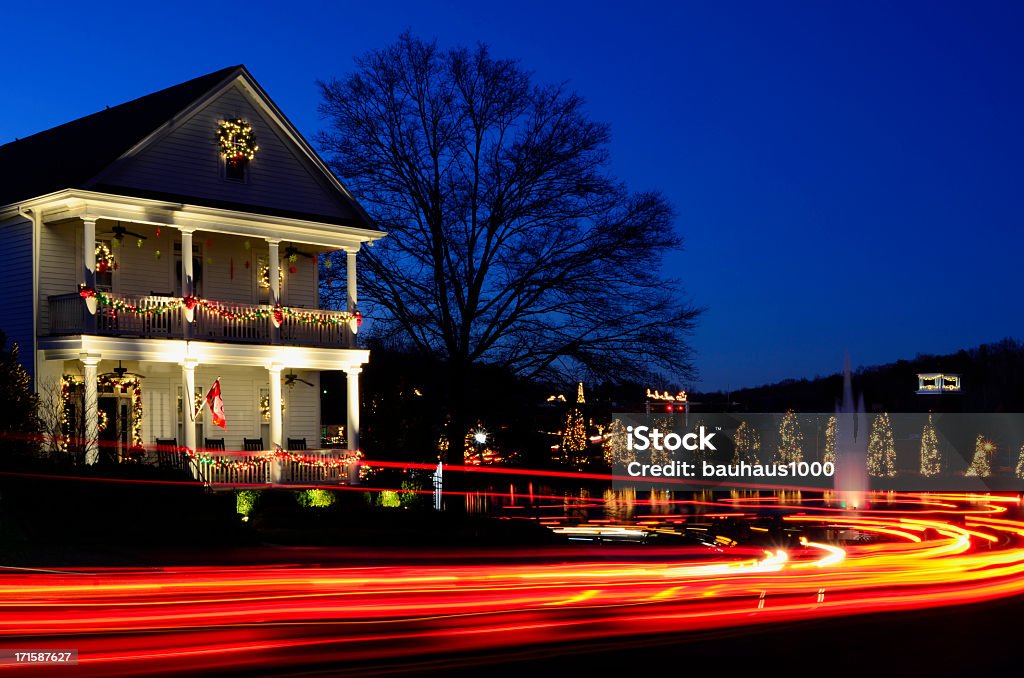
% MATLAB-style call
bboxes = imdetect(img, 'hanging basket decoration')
[216,119,259,162]
[79,284,97,314]
[182,294,199,323]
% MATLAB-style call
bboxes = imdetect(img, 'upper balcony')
[47,291,358,348]
[36,211,366,350]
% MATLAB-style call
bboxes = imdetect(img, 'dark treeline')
[694,338,1024,413]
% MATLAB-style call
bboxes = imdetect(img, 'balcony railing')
[48,292,355,348]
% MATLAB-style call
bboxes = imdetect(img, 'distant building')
[916,373,961,395]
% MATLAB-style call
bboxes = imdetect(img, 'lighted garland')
[277,449,371,479]
[91,291,361,328]
[216,119,259,161]
[186,449,270,471]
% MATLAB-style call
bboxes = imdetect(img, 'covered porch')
[37,336,368,486]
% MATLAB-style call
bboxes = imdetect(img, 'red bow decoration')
[272,306,284,328]
[78,285,96,299]
[182,295,200,310]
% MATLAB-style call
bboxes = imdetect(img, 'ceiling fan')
[99,360,145,381]
[112,221,148,243]
[284,372,315,389]
[283,245,314,261]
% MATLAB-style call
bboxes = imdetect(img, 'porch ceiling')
[38,335,369,370]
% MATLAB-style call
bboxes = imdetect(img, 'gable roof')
[0,66,374,229]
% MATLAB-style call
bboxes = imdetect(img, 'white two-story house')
[0,65,383,480]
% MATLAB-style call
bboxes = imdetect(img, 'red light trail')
[3,492,1024,675]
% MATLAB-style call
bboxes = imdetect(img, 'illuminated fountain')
[835,355,868,508]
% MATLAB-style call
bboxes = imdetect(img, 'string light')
[91,291,360,328]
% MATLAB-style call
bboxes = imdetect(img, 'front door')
[98,396,119,463]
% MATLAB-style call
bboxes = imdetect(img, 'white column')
[268,364,283,450]
[181,229,195,330]
[181,359,198,453]
[82,217,98,321]
[345,365,361,452]
[267,240,280,305]
[346,249,358,312]
[83,217,97,291]
[180,229,194,297]
[82,355,101,464]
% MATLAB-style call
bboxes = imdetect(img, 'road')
[2,492,1023,675]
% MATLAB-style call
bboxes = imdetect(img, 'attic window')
[224,156,248,182]
[216,118,258,182]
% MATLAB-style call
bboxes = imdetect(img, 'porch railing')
[47,292,354,348]
[178,448,356,487]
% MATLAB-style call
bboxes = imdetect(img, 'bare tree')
[36,377,66,459]
[317,33,702,447]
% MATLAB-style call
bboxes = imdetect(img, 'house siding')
[283,370,321,446]
[2,218,34,382]
[97,83,359,224]
[38,221,77,336]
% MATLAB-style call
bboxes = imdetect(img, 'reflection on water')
[465,483,817,523]
[603,487,636,521]
[649,490,671,515]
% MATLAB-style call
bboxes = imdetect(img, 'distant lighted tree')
[1016,444,1024,479]
[919,414,941,477]
[561,408,588,467]
[733,421,760,464]
[603,419,631,467]
[867,413,896,478]
[965,435,993,477]
[823,415,837,465]
[775,410,803,464]
[690,418,709,466]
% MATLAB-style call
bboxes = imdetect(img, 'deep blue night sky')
[2,1,1022,390]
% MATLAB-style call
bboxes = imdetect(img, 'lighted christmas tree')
[561,409,588,467]
[867,412,897,477]
[1016,444,1024,480]
[603,418,630,466]
[965,435,993,477]
[560,382,588,467]
[775,410,803,464]
[919,414,941,477]
[823,415,837,465]
[691,418,709,466]
[733,420,760,464]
